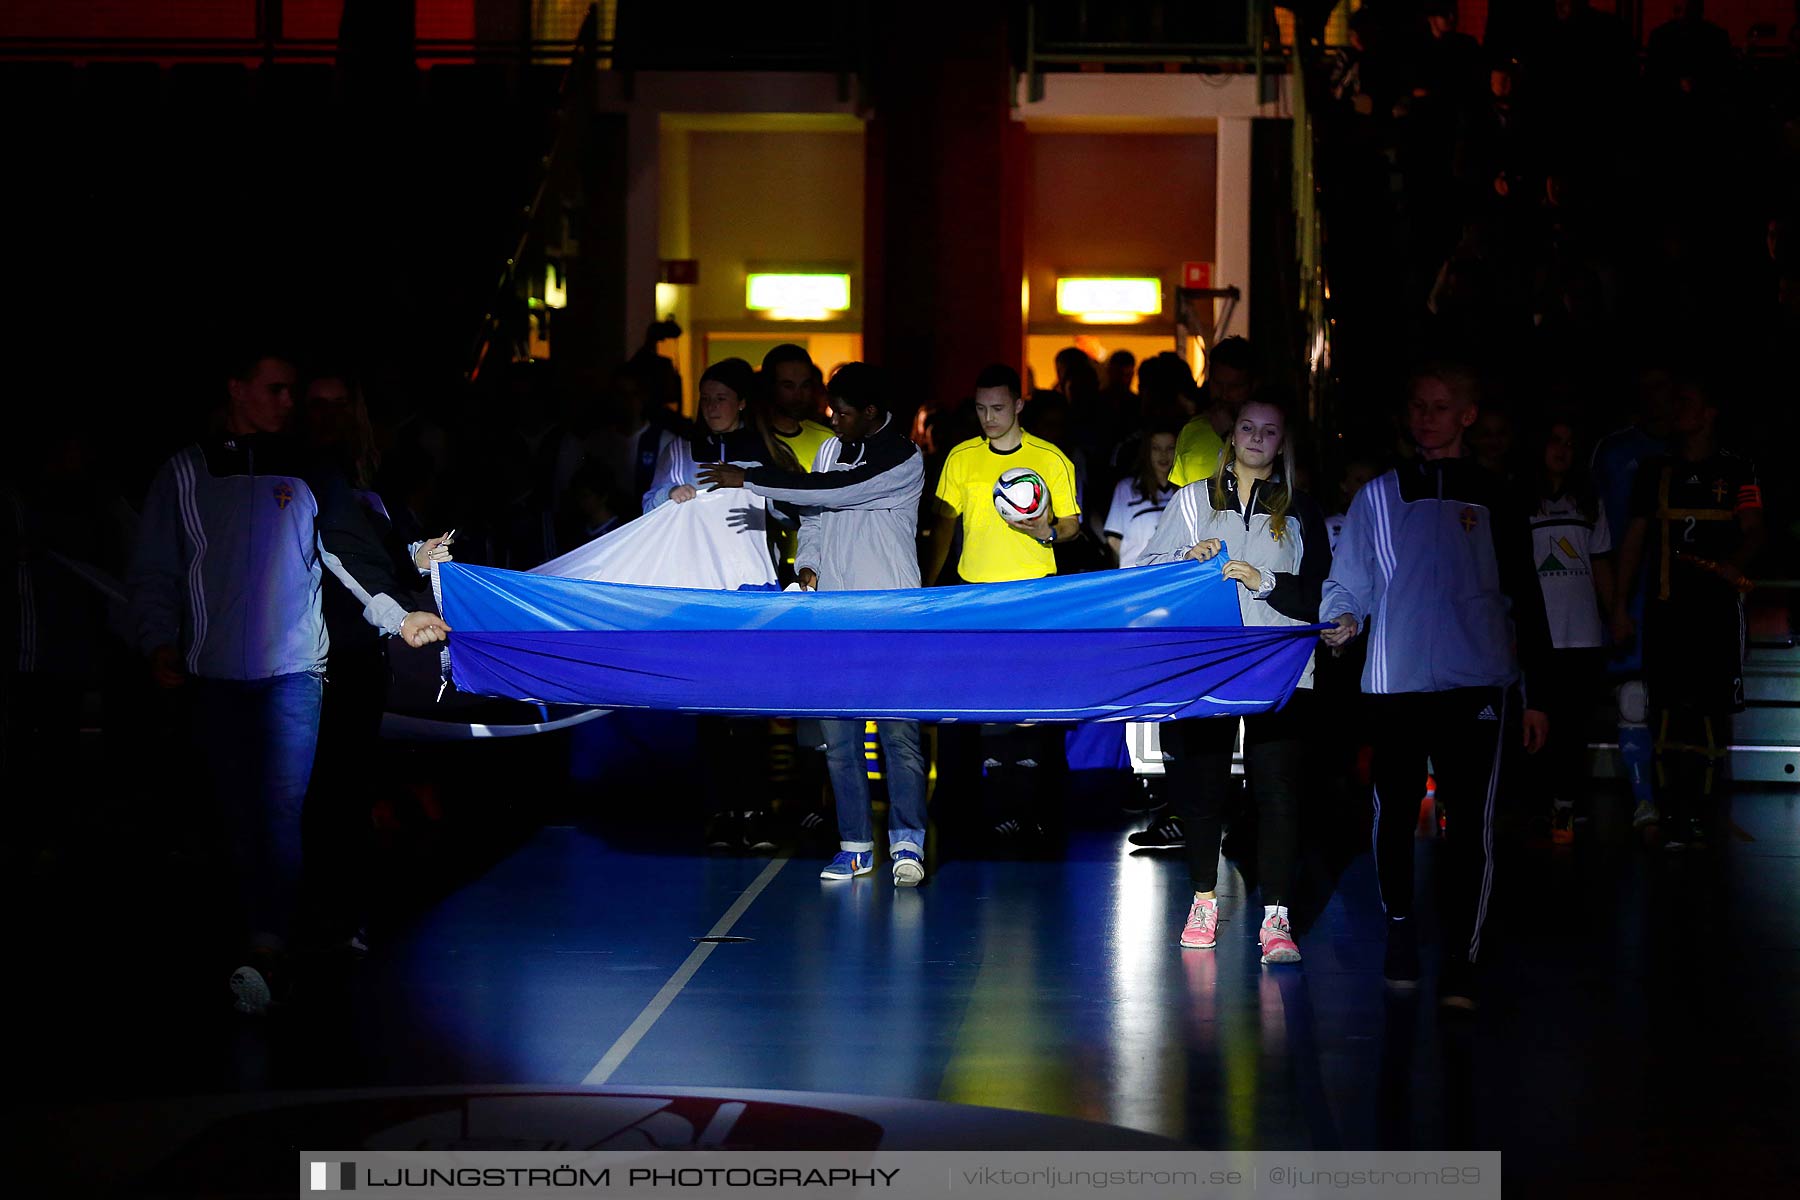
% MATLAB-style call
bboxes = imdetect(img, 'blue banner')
[438,560,1320,722]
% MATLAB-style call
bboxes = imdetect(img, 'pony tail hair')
[1267,433,1300,540]
[1209,441,1236,512]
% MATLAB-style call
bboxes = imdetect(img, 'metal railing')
[1021,0,1280,102]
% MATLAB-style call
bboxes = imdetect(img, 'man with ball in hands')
[925,364,1081,850]
[925,364,1080,585]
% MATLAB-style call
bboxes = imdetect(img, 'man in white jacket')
[700,364,930,885]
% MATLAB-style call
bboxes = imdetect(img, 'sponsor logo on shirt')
[1538,536,1588,577]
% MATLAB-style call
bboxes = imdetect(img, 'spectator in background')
[627,319,685,421]
[1086,350,1139,499]
[760,344,834,476]
[1415,0,1486,121]
[1426,219,1523,364]
[375,442,442,553]
[1170,336,1254,487]
[1025,383,1089,513]
[1050,346,1091,397]
[1469,403,1519,482]
[1325,455,1383,556]
[127,348,448,1015]
[1103,421,1178,569]
[917,397,981,563]
[1102,350,1137,413]
[804,362,832,424]
[1611,379,1764,852]
[1455,57,1535,218]
[1526,418,1615,844]
[301,368,451,958]
[1056,351,1107,506]
[1646,0,1737,101]
[1590,363,1674,832]
[591,359,685,514]
[1392,2,1483,271]
[556,459,625,553]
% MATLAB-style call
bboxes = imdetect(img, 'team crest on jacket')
[272,481,295,510]
[1459,506,1477,533]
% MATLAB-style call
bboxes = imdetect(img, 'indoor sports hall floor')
[20,759,1798,1195]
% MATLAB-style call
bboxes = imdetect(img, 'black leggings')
[1369,686,1506,966]
[1164,691,1311,903]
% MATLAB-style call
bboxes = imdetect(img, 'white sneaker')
[1631,800,1661,829]
[892,851,925,887]
[230,964,272,1015]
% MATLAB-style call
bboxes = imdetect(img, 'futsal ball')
[992,467,1050,521]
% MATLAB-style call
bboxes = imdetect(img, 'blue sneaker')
[819,851,874,880]
[891,850,925,887]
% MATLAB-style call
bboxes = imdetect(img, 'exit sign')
[660,259,699,285]
[1182,261,1213,289]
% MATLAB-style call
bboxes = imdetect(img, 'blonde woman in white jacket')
[1136,393,1331,963]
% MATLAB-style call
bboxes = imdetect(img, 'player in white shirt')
[1104,424,1178,567]
[1527,419,1615,843]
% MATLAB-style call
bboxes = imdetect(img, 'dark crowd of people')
[5,313,1777,1017]
[5,0,1794,1019]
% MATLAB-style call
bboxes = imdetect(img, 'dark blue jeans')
[193,671,324,950]
[824,719,927,857]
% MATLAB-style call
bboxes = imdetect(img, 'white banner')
[533,488,776,591]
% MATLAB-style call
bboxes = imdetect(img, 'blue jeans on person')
[823,718,927,857]
[192,670,325,950]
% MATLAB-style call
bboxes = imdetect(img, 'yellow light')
[1188,334,1208,383]
[544,264,567,310]
[654,282,679,318]
[746,273,851,320]
[1055,277,1161,322]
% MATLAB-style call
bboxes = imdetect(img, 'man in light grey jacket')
[129,347,449,1015]
[700,364,930,885]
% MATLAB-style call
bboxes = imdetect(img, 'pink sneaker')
[1259,913,1301,964]
[1180,895,1219,949]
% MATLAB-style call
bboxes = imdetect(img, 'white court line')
[582,855,789,1085]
